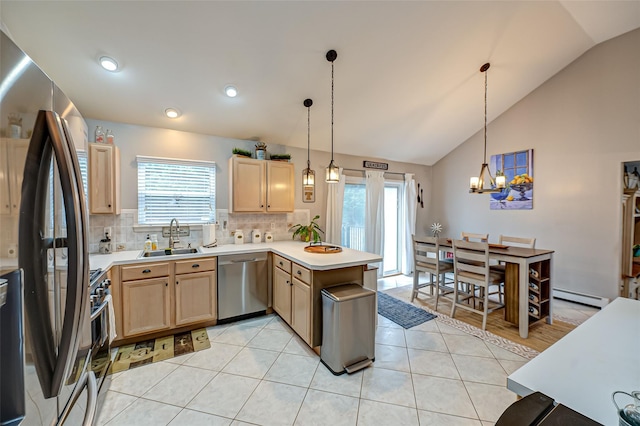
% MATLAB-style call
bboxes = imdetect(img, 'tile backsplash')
[88,209,310,253]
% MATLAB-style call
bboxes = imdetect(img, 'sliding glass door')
[341,176,404,276]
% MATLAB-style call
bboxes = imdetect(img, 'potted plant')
[232,147,253,157]
[289,215,324,244]
[270,153,291,161]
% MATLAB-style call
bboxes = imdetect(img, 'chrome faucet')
[169,218,180,249]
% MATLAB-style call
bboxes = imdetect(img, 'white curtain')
[402,173,417,275]
[365,170,385,277]
[325,168,345,245]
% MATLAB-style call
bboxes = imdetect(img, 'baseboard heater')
[553,288,609,308]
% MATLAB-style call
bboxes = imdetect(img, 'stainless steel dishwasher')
[217,252,269,321]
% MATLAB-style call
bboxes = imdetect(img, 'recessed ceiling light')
[224,85,238,98]
[99,56,119,72]
[165,108,181,119]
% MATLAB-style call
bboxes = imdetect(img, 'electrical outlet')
[223,220,227,230]
[271,223,275,229]
[104,227,111,238]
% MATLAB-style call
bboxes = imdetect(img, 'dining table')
[435,237,555,338]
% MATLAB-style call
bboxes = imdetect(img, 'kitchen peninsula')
[90,241,382,348]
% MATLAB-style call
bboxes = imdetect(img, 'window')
[137,156,216,225]
[341,178,366,251]
[77,150,88,199]
[341,176,405,276]
[494,150,530,182]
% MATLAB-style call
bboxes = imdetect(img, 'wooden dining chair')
[450,239,505,330]
[411,235,454,310]
[489,235,536,303]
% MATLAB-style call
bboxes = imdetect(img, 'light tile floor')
[96,275,598,426]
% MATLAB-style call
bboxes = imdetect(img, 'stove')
[88,268,113,391]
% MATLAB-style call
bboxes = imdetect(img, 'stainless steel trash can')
[320,283,375,375]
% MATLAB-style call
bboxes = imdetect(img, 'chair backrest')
[412,235,440,272]
[499,235,536,248]
[452,239,490,286]
[461,232,488,243]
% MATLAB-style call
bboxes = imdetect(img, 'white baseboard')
[553,288,609,308]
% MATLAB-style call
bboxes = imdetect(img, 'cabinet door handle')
[296,270,302,275]
[176,280,179,285]
[267,205,270,208]
[192,264,200,268]
[142,269,151,274]
[108,204,111,208]
[279,261,283,266]
[165,282,168,287]
[261,205,264,208]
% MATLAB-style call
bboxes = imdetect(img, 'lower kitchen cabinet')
[175,269,217,326]
[273,255,312,345]
[122,277,171,336]
[273,264,292,324]
[113,257,217,341]
[291,277,311,344]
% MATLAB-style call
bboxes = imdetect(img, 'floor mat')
[377,291,437,328]
[110,328,210,374]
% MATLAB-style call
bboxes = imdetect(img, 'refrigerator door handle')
[18,110,89,398]
[56,368,97,426]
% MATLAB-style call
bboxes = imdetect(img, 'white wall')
[429,29,640,300]
[84,119,432,240]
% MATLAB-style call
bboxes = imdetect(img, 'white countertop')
[507,297,640,425]
[89,241,382,272]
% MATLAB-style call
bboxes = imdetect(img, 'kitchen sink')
[138,247,200,258]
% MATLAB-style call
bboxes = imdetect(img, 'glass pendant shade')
[326,160,340,183]
[302,98,315,188]
[303,168,315,186]
[325,50,339,184]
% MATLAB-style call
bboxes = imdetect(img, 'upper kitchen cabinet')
[89,143,120,214]
[0,138,29,215]
[229,156,294,213]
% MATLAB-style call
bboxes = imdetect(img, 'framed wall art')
[489,149,534,210]
[303,185,315,203]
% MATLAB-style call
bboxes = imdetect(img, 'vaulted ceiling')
[2,1,639,165]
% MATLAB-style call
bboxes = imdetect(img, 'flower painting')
[490,149,534,210]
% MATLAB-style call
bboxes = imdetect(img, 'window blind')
[136,155,216,225]
[77,150,88,200]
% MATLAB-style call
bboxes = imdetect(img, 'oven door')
[90,294,113,389]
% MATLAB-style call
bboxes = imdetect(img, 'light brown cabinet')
[114,257,218,341]
[0,138,29,215]
[291,277,311,343]
[175,258,217,326]
[272,254,311,344]
[273,256,292,324]
[228,156,294,213]
[122,276,171,336]
[89,143,120,214]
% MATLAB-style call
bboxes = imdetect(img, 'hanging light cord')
[307,105,311,169]
[483,67,488,164]
[331,59,334,162]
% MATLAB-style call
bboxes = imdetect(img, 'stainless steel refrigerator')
[0,28,95,425]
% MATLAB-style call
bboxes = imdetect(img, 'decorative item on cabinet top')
[232,147,252,158]
[270,153,291,162]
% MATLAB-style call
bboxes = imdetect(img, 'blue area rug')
[377,292,437,329]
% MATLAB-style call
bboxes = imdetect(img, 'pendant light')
[325,50,340,183]
[469,63,506,193]
[302,98,315,186]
